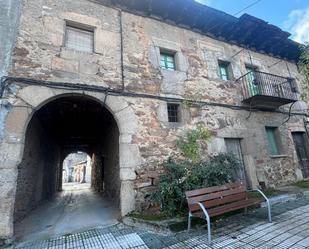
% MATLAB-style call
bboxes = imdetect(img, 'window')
[167,103,180,123]
[218,61,230,80]
[224,138,246,182]
[160,52,176,70]
[265,127,280,155]
[65,22,94,53]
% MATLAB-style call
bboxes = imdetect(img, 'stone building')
[0,0,308,244]
[62,152,90,183]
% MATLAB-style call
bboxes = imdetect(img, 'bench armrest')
[248,189,272,222]
[193,202,212,243]
[195,202,210,219]
[248,189,269,202]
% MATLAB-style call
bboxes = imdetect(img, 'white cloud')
[284,8,309,43]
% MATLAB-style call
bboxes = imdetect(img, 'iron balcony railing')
[236,71,298,102]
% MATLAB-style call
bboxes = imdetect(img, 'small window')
[265,127,280,155]
[167,103,180,123]
[65,22,94,53]
[160,52,176,71]
[218,61,230,81]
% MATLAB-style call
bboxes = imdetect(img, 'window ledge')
[209,77,235,84]
[61,46,94,55]
[160,68,181,73]
[269,154,288,159]
[166,122,183,128]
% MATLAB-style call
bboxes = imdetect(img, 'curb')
[261,190,309,208]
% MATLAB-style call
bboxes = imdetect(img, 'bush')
[176,125,212,164]
[150,153,242,216]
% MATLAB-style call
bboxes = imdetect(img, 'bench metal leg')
[266,200,272,222]
[206,214,211,244]
[197,202,212,244]
[255,189,272,222]
[244,207,248,214]
[187,212,192,231]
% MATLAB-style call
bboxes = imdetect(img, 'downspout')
[304,117,309,140]
[119,9,125,92]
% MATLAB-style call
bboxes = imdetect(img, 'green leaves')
[176,125,212,164]
[150,153,242,216]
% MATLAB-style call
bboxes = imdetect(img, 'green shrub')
[150,153,242,216]
[176,125,212,164]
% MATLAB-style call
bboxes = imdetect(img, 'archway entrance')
[13,95,120,242]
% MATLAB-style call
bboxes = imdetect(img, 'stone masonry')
[0,0,308,244]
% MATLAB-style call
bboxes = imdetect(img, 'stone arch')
[1,85,141,239]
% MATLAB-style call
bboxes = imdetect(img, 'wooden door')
[292,132,309,178]
[225,138,247,182]
[246,66,259,96]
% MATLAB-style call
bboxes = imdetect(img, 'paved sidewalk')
[16,197,309,249]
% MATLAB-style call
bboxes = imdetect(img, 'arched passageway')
[13,95,120,242]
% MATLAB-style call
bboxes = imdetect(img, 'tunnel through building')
[13,95,120,228]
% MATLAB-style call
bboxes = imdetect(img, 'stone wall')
[7,0,308,204]
[129,98,306,210]
[11,0,122,87]
[103,120,120,203]
[0,0,22,78]
[91,150,104,192]
[0,0,308,243]
[14,114,60,223]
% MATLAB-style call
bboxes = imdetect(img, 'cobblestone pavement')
[16,197,309,249]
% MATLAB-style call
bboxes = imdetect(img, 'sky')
[195,0,309,43]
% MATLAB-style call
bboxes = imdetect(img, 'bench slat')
[188,192,247,212]
[187,186,246,205]
[185,181,245,198]
[191,198,263,218]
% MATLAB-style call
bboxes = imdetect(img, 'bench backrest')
[185,182,247,212]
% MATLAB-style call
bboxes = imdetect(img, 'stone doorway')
[13,95,121,242]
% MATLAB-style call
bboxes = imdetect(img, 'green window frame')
[218,61,230,80]
[266,127,280,155]
[160,52,176,71]
[246,66,260,96]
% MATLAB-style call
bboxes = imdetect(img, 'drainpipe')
[304,117,309,140]
[119,9,125,92]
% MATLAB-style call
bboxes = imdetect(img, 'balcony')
[236,71,298,110]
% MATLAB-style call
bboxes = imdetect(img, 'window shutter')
[65,26,94,53]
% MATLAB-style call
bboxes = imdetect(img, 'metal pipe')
[197,202,212,244]
[249,189,272,222]
[304,118,309,140]
[119,9,125,92]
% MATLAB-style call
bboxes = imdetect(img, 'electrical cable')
[205,0,262,34]
[1,76,307,118]
[233,0,262,16]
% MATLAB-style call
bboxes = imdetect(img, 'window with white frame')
[65,22,94,53]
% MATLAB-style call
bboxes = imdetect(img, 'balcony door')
[292,132,309,178]
[225,138,247,183]
[246,66,259,96]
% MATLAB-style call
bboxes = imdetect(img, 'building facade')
[0,0,308,244]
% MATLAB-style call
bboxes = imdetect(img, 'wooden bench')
[185,181,271,244]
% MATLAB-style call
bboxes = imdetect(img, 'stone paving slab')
[16,198,309,249]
